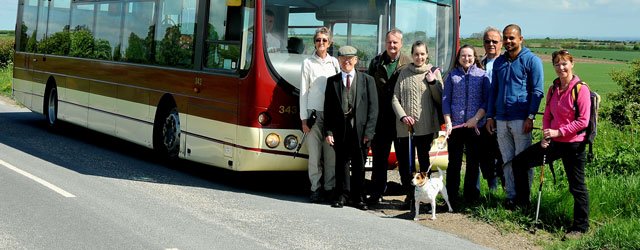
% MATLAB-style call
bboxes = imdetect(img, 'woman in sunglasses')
[299,27,341,203]
[511,50,591,238]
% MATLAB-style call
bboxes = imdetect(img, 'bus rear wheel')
[154,106,181,160]
[45,86,58,128]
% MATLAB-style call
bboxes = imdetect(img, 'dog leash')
[451,123,480,135]
[425,123,480,173]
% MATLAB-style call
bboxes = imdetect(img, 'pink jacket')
[543,75,590,143]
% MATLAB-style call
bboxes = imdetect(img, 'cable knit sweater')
[391,63,443,137]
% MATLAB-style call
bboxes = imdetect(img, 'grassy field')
[542,62,624,97]
[532,47,640,63]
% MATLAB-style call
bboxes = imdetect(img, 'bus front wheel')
[154,106,181,160]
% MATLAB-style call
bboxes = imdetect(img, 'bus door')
[183,0,250,169]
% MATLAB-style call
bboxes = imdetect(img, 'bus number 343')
[278,106,298,114]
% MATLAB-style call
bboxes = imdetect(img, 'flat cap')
[338,46,357,56]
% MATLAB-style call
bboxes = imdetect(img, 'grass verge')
[0,66,11,96]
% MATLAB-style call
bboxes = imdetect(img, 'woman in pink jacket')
[511,50,591,237]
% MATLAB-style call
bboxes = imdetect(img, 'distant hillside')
[460,37,640,62]
[461,37,639,51]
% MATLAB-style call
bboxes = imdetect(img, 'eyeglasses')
[484,39,500,45]
[315,38,329,43]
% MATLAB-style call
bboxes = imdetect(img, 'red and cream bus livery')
[13,0,459,171]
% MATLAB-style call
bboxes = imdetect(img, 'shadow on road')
[0,110,310,202]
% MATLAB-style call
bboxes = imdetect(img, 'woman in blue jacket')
[442,44,490,203]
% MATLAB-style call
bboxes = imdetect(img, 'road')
[0,99,487,250]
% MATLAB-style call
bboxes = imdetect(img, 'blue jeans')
[496,120,533,199]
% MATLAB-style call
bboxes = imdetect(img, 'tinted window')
[155,0,196,68]
[94,3,122,60]
[123,1,155,63]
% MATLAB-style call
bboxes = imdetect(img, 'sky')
[460,0,640,40]
[1,0,639,40]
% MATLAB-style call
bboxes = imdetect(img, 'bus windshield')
[263,0,456,90]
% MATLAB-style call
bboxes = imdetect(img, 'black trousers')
[478,128,503,184]
[447,127,481,201]
[334,123,367,203]
[512,140,590,231]
[369,130,396,197]
[395,134,433,199]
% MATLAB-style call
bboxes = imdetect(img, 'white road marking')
[0,159,76,198]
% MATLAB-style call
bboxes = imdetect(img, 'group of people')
[298,24,590,236]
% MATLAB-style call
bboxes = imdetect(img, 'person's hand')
[465,117,478,129]
[425,70,436,82]
[301,120,310,133]
[485,119,495,134]
[541,138,551,148]
[523,118,534,133]
[445,122,452,136]
[543,128,561,139]
[402,116,415,126]
[326,135,334,146]
[363,136,370,145]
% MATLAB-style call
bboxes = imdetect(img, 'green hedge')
[0,39,14,68]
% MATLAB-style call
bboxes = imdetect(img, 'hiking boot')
[563,230,585,240]
[504,199,516,210]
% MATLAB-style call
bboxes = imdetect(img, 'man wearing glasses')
[366,28,412,205]
[485,24,544,209]
[324,46,378,210]
[479,27,504,192]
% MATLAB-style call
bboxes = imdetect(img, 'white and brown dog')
[411,168,453,220]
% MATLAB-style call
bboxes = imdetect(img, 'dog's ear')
[420,172,427,179]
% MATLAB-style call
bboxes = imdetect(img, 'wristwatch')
[527,114,535,120]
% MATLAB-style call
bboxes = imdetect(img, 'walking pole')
[293,132,307,159]
[531,139,549,234]
[408,125,415,173]
[534,154,546,224]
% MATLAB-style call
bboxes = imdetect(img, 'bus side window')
[205,0,242,70]
[155,0,197,68]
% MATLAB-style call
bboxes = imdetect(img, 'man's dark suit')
[324,71,378,206]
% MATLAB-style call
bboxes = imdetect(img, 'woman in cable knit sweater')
[442,44,490,203]
[391,40,443,207]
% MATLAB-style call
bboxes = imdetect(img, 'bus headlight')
[284,135,298,150]
[265,133,280,148]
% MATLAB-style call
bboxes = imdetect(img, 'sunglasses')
[315,38,329,43]
[484,39,500,45]
[552,49,570,59]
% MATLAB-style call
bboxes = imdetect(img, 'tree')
[605,59,640,127]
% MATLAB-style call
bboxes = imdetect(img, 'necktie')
[346,74,351,91]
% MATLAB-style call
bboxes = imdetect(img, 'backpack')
[547,81,601,162]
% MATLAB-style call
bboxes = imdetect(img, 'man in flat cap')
[324,46,378,210]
